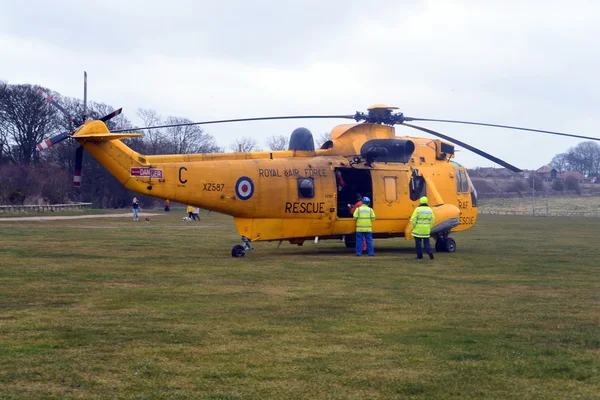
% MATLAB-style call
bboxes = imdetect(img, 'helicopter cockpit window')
[409,176,426,201]
[297,177,315,198]
[466,172,478,207]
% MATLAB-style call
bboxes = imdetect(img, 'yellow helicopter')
[36,74,600,257]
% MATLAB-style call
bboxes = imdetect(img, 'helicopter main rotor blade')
[112,115,355,133]
[402,123,523,173]
[403,117,600,142]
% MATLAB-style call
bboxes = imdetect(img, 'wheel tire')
[344,235,356,249]
[231,244,245,257]
[435,238,446,252]
[445,237,457,253]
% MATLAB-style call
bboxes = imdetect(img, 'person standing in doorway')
[410,196,435,259]
[335,170,345,192]
[132,197,140,221]
[348,193,367,252]
[353,196,375,256]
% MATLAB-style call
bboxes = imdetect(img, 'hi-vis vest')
[410,205,435,238]
[353,204,376,232]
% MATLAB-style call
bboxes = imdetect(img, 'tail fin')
[72,120,142,141]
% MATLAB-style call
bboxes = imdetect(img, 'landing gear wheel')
[344,235,356,249]
[435,238,446,252]
[231,244,245,257]
[445,237,457,253]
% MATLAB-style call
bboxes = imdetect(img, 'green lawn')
[0,208,123,218]
[0,212,598,399]
[479,195,600,214]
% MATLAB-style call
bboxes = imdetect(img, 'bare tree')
[0,83,60,164]
[550,141,600,176]
[163,116,221,154]
[0,81,8,164]
[568,141,600,176]
[229,137,259,152]
[137,108,162,128]
[265,134,288,151]
[549,153,569,172]
[314,131,332,149]
[136,108,166,154]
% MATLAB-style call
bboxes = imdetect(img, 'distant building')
[535,166,558,181]
[558,171,591,183]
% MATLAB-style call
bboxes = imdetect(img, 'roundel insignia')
[235,176,254,200]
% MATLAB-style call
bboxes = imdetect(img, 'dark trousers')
[414,237,432,259]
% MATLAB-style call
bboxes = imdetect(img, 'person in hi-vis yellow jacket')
[410,196,435,259]
[353,196,376,256]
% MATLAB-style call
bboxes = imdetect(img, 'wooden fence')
[0,202,92,213]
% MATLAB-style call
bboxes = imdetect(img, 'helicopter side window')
[456,172,462,193]
[409,176,426,201]
[297,177,315,198]
[384,176,398,202]
[460,170,469,193]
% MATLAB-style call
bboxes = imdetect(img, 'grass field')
[0,211,598,399]
[479,195,600,214]
[0,208,125,218]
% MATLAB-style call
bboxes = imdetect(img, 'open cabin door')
[335,168,373,218]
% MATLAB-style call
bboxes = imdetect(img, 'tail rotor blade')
[83,71,87,121]
[37,89,80,125]
[403,122,523,173]
[99,108,123,122]
[73,146,84,188]
[36,132,71,151]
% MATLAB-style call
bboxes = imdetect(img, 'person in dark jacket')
[132,197,140,221]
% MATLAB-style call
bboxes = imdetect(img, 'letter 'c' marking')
[179,167,188,184]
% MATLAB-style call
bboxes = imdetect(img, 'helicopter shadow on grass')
[261,243,434,257]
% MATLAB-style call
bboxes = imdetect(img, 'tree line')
[549,141,600,177]
[0,80,332,207]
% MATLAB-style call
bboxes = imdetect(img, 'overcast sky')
[2,0,599,170]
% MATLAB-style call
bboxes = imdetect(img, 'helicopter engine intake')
[360,139,415,163]
[288,127,315,151]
